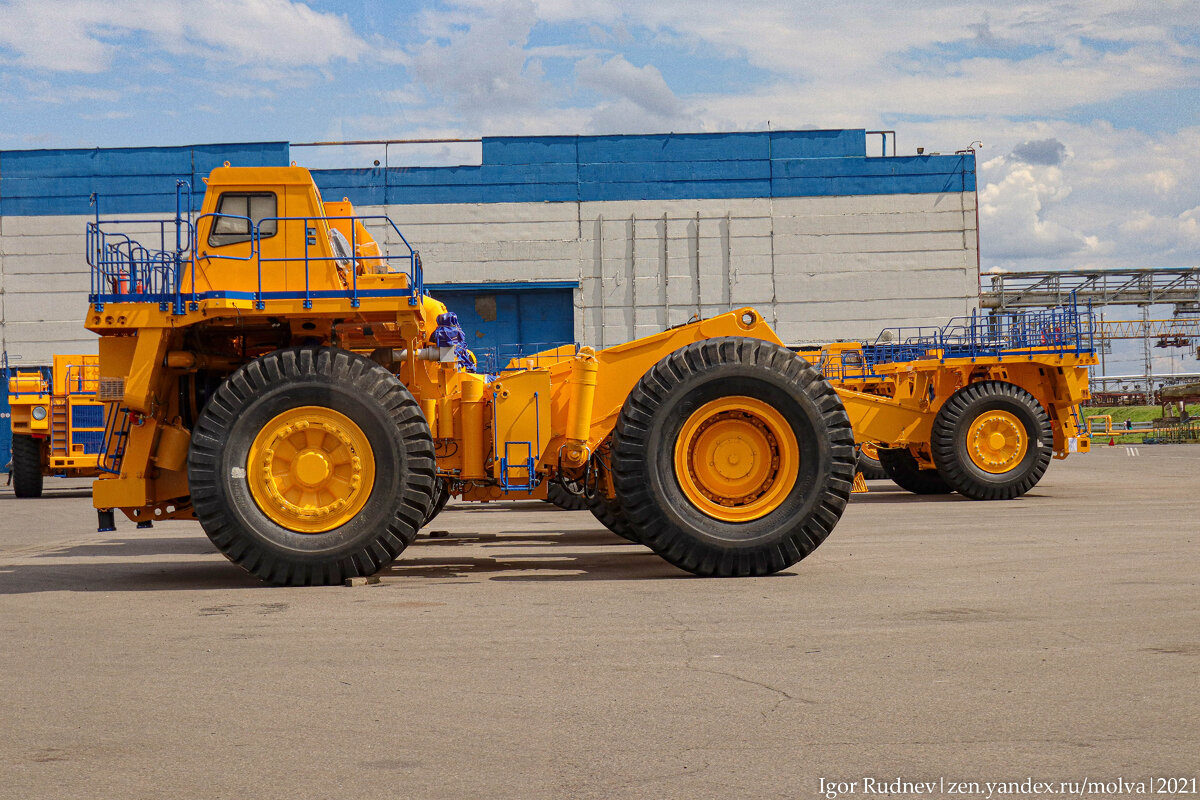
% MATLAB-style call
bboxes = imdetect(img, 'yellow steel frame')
[812,343,1097,469]
[83,166,812,522]
[6,355,105,477]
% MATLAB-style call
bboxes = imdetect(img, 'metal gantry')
[1092,317,1200,340]
[981,268,1200,401]
[981,267,1200,313]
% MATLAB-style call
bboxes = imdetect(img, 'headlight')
[32,406,48,421]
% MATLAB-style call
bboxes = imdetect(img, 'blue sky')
[1,0,1198,373]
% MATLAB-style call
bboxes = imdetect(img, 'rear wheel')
[422,478,451,527]
[930,380,1052,500]
[548,477,589,510]
[856,442,888,480]
[187,346,435,585]
[877,447,952,494]
[11,435,44,499]
[585,489,640,542]
[612,337,855,577]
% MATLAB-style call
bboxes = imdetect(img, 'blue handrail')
[470,341,578,375]
[834,294,1097,377]
[88,205,425,312]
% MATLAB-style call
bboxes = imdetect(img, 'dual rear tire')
[548,478,589,511]
[856,442,888,480]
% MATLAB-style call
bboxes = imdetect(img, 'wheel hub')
[294,450,333,486]
[247,406,375,533]
[673,397,799,522]
[967,410,1028,474]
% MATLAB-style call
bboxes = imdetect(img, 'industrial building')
[0,129,979,362]
[0,128,979,465]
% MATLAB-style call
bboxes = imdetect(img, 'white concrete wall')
[372,190,979,347]
[0,190,978,363]
[0,214,97,365]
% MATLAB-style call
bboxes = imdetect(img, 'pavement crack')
[668,611,811,717]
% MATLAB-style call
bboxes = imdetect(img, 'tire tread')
[187,346,435,585]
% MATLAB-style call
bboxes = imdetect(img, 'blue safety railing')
[63,363,98,395]
[822,297,1096,380]
[88,181,194,314]
[472,341,578,375]
[5,366,53,398]
[87,184,425,313]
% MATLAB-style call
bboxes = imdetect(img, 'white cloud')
[2,0,1198,283]
[575,54,685,118]
[979,155,1100,260]
[0,0,365,73]
[403,1,554,127]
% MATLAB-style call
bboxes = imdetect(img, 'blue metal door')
[1,366,11,471]
[429,285,575,372]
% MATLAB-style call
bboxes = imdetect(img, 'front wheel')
[930,381,1052,500]
[612,337,855,577]
[11,435,44,499]
[187,346,436,585]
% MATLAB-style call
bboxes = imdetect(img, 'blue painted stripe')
[579,132,773,163]
[0,142,289,216]
[4,194,187,216]
[427,281,578,292]
[581,179,774,202]
[2,133,974,216]
[482,136,578,165]
[90,288,418,304]
[383,184,579,205]
[772,173,975,196]
[770,130,868,159]
[579,160,771,183]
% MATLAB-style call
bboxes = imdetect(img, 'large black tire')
[547,478,588,511]
[877,447,952,494]
[11,435,44,499]
[856,443,888,480]
[585,490,640,542]
[187,346,436,585]
[611,337,855,577]
[422,478,451,527]
[930,380,1053,500]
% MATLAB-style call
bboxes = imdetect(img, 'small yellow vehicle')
[83,166,859,584]
[6,355,106,497]
[799,306,1096,499]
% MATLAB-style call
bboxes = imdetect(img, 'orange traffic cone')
[1108,437,1115,446]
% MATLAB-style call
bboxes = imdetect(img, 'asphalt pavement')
[0,446,1196,799]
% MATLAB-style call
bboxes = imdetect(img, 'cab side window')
[208,192,278,247]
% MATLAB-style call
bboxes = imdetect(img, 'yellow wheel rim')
[966,410,1028,474]
[247,406,375,533]
[860,441,880,461]
[673,396,799,522]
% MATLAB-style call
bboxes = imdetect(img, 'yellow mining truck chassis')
[801,312,1096,500]
[82,166,856,585]
[6,355,106,497]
